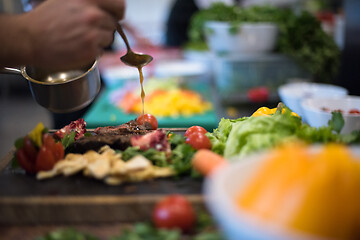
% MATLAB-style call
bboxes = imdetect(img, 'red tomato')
[152,194,196,233]
[247,87,269,103]
[35,146,56,172]
[43,133,56,149]
[185,132,211,150]
[185,126,207,137]
[16,148,36,174]
[42,133,64,161]
[23,136,38,164]
[137,114,158,130]
[53,142,65,161]
[349,109,360,114]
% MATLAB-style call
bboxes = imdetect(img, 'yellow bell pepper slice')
[252,106,299,117]
[28,122,45,147]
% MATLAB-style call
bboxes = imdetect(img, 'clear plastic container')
[212,54,310,104]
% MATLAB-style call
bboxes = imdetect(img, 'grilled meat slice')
[94,120,153,135]
[67,120,153,154]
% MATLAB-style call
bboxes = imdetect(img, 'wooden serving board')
[0,128,205,225]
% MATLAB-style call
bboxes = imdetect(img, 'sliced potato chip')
[124,155,152,173]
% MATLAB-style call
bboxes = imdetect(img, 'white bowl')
[278,82,348,117]
[204,146,360,240]
[301,96,360,134]
[205,21,278,54]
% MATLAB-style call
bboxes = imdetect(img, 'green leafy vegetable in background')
[276,10,340,82]
[187,3,340,82]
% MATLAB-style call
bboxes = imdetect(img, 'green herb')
[168,133,186,148]
[171,143,196,175]
[61,131,77,150]
[120,147,168,167]
[11,155,20,168]
[35,228,98,240]
[117,133,198,176]
[168,133,197,175]
[14,137,24,150]
[84,132,92,137]
[328,111,345,134]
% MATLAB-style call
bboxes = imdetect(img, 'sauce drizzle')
[138,67,145,125]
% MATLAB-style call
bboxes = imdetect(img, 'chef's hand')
[0,0,125,71]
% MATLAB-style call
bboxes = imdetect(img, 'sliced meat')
[67,120,154,154]
[94,120,153,135]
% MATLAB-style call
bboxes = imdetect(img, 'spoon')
[116,23,153,68]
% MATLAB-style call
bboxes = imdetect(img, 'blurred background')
[0,0,359,158]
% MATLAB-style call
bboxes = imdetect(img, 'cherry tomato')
[43,133,56,149]
[185,132,211,150]
[42,133,64,161]
[23,136,38,164]
[137,114,158,130]
[152,194,196,233]
[247,87,269,103]
[185,126,207,137]
[53,141,65,161]
[35,146,56,172]
[349,109,360,114]
[16,148,36,174]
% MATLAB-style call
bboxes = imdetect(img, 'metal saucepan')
[1,60,101,113]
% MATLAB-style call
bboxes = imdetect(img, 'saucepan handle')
[0,67,22,75]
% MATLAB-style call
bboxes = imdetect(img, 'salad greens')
[118,133,197,176]
[187,3,340,82]
[208,110,360,159]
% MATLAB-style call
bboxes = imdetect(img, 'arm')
[0,0,125,71]
[0,14,33,68]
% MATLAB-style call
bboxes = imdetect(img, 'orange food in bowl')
[236,143,360,240]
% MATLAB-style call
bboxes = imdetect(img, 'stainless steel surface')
[1,61,101,113]
[116,23,153,68]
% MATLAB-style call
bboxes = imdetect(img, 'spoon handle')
[116,23,131,52]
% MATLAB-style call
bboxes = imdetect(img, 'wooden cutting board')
[0,128,205,225]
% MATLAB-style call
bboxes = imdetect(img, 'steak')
[67,120,153,154]
[94,120,153,135]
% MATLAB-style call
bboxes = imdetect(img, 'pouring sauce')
[137,66,146,118]
[116,24,153,124]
